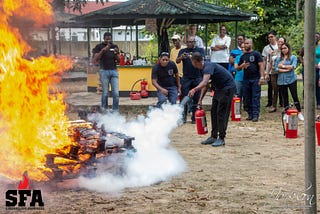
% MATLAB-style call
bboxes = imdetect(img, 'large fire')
[0,0,73,181]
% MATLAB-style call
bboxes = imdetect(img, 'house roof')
[64,1,120,15]
[67,0,253,27]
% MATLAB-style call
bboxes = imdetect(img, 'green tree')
[201,0,304,52]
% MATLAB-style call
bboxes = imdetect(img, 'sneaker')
[268,107,276,113]
[298,113,304,121]
[283,114,288,121]
[201,137,217,145]
[252,118,259,122]
[212,138,225,147]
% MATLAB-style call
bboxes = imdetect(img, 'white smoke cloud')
[79,104,186,193]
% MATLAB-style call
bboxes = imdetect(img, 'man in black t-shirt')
[188,52,236,147]
[238,39,264,122]
[152,52,181,107]
[92,32,120,111]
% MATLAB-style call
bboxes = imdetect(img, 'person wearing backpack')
[262,31,278,109]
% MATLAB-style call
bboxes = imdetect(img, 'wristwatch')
[260,77,265,80]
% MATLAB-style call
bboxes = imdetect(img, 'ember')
[44,120,136,181]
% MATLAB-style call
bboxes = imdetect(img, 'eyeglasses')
[187,40,195,43]
[160,52,169,57]
[282,47,288,50]
[268,36,274,39]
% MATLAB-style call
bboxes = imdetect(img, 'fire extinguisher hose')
[130,79,143,93]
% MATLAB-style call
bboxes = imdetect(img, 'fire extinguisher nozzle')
[180,96,191,106]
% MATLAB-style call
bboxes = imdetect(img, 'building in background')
[29,1,152,57]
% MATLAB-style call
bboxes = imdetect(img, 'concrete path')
[63,72,267,112]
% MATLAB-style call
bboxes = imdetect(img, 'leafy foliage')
[199,0,305,52]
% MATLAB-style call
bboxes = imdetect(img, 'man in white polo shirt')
[210,25,231,70]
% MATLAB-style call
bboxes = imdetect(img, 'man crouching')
[188,52,236,147]
[152,52,181,107]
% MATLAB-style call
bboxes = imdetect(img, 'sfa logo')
[5,171,44,210]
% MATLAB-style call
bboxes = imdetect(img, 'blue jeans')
[243,79,261,119]
[181,77,202,121]
[99,69,119,111]
[156,86,178,107]
[235,80,243,100]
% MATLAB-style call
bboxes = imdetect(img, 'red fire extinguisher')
[231,96,241,121]
[140,79,149,98]
[119,53,125,66]
[195,107,208,135]
[282,106,298,138]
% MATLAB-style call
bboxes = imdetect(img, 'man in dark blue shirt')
[177,36,205,123]
[238,39,264,122]
[152,52,181,107]
[188,52,236,147]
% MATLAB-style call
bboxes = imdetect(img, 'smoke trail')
[79,104,186,193]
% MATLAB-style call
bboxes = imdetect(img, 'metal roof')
[65,0,253,27]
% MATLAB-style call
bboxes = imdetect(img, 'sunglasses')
[160,52,170,57]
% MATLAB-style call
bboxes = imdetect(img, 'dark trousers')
[266,78,273,106]
[243,79,261,118]
[211,88,235,139]
[270,74,283,108]
[181,77,202,121]
[278,81,301,112]
[217,63,229,70]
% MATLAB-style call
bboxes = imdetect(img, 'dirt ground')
[1,80,319,214]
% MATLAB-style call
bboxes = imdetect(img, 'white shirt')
[210,35,231,63]
[195,36,204,49]
[262,43,278,72]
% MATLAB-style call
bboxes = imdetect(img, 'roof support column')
[235,21,238,45]
[205,23,208,56]
[87,27,91,59]
[136,24,139,58]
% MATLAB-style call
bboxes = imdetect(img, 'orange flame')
[0,0,73,181]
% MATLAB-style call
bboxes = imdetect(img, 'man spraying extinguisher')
[188,52,236,147]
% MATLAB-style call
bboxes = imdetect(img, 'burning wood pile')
[44,120,135,181]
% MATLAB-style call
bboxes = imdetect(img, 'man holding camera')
[177,36,205,123]
[92,32,120,112]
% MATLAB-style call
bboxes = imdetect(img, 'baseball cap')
[171,35,181,40]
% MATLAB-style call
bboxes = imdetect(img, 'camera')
[183,52,192,58]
